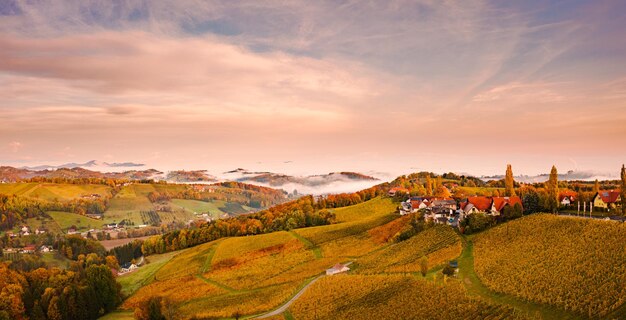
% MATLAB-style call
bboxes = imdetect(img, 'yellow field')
[289,274,530,320]
[355,225,461,274]
[473,214,626,318]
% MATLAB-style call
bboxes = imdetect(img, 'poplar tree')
[620,164,626,215]
[546,166,559,214]
[505,164,516,197]
[426,175,433,196]
[593,179,600,194]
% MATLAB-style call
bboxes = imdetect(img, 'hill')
[473,214,626,318]
[119,197,469,318]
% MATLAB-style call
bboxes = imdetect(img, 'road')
[255,261,353,318]
[255,275,324,319]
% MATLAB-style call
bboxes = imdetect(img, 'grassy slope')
[119,197,405,318]
[117,250,181,296]
[47,211,102,231]
[0,182,111,201]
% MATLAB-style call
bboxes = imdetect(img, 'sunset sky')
[1,0,625,177]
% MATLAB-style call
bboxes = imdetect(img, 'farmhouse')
[326,263,350,275]
[39,245,53,253]
[119,263,138,274]
[21,245,36,254]
[559,191,577,206]
[388,187,409,197]
[593,190,622,210]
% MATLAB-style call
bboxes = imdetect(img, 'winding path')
[255,275,324,319]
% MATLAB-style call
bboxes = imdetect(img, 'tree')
[505,164,516,197]
[593,179,600,194]
[420,256,428,277]
[425,176,433,196]
[546,166,560,214]
[620,164,626,215]
[442,265,455,277]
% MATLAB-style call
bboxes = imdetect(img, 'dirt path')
[254,275,323,319]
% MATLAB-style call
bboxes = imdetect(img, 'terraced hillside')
[118,197,468,319]
[473,214,626,318]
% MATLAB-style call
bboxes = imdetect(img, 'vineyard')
[355,225,461,274]
[289,274,530,320]
[473,214,626,318]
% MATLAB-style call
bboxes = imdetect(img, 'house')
[35,228,47,235]
[388,187,409,197]
[326,263,350,275]
[119,263,138,274]
[67,227,79,235]
[21,225,30,233]
[461,196,493,215]
[431,199,457,211]
[559,191,577,206]
[21,245,36,254]
[593,190,622,210]
[461,196,522,216]
[39,245,53,253]
[492,196,523,214]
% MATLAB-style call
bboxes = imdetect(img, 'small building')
[35,228,47,235]
[388,187,409,197]
[559,191,577,206]
[326,263,350,275]
[39,245,53,253]
[21,245,36,254]
[593,190,622,210]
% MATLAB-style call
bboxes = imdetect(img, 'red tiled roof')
[466,196,492,211]
[492,196,522,212]
[597,190,621,204]
[559,191,577,202]
[389,187,409,193]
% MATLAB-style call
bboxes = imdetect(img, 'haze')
[1,1,625,177]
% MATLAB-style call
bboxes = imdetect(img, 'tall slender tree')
[425,175,433,196]
[546,166,560,214]
[593,179,600,194]
[505,164,516,197]
[620,164,626,215]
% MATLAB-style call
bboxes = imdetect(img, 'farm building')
[326,263,350,275]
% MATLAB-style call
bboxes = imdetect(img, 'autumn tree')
[425,176,433,196]
[546,166,560,214]
[593,179,600,194]
[620,164,626,215]
[505,164,516,197]
[420,256,428,277]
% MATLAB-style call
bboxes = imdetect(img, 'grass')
[0,182,111,201]
[39,252,71,269]
[117,250,180,296]
[289,231,322,259]
[99,310,134,320]
[47,211,102,232]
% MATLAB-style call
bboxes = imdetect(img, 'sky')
[1,0,625,177]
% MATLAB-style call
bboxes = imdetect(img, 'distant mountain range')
[0,164,380,195]
[21,160,145,171]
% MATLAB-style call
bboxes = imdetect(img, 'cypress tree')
[546,166,559,214]
[620,164,626,215]
[593,179,600,194]
[505,164,516,197]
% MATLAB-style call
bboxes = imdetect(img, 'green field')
[47,211,102,232]
[117,250,181,296]
[170,199,254,218]
[0,182,112,201]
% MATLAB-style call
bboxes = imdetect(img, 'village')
[389,185,623,228]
